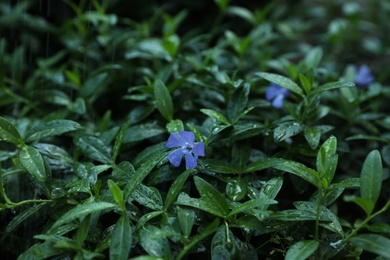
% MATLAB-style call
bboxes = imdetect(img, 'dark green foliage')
[1,0,390,259]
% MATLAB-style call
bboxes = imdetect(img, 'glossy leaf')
[19,145,47,182]
[177,206,195,238]
[227,198,277,217]
[154,79,173,121]
[112,119,131,163]
[274,121,304,142]
[48,202,117,232]
[256,72,304,97]
[132,184,163,210]
[344,195,375,216]
[211,225,236,259]
[360,150,382,204]
[316,136,338,188]
[139,225,172,259]
[194,176,230,217]
[200,108,230,125]
[123,123,165,143]
[0,116,23,145]
[25,119,82,143]
[309,81,355,96]
[227,83,250,123]
[110,215,132,260]
[285,240,319,260]
[164,168,195,210]
[350,234,390,258]
[204,159,239,174]
[245,158,319,187]
[76,136,113,164]
[108,180,125,212]
[304,126,321,149]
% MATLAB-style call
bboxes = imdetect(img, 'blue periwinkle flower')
[265,82,290,109]
[355,64,374,87]
[166,131,205,169]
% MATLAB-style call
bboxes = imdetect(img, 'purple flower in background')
[355,64,374,87]
[265,82,290,109]
[166,131,205,169]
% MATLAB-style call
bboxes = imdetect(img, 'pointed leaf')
[256,72,304,97]
[350,234,390,258]
[112,119,131,162]
[194,176,230,217]
[108,180,125,211]
[177,206,195,238]
[48,202,117,232]
[309,81,355,96]
[76,136,112,164]
[110,215,132,260]
[274,121,304,142]
[211,225,236,259]
[227,83,250,123]
[285,240,319,260]
[154,79,173,121]
[0,117,23,145]
[25,120,82,142]
[360,150,382,204]
[200,108,230,125]
[164,168,195,210]
[19,146,47,182]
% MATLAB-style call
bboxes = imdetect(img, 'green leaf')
[164,168,195,210]
[316,136,338,188]
[17,242,64,259]
[285,240,319,260]
[48,202,117,232]
[19,145,47,182]
[76,136,113,164]
[139,225,172,259]
[344,195,375,216]
[194,176,230,218]
[350,234,390,258]
[108,180,125,212]
[256,72,304,97]
[154,79,173,121]
[211,225,236,259]
[227,83,250,123]
[177,218,220,260]
[200,108,230,125]
[132,184,163,210]
[245,158,319,187]
[256,177,284,210]
[136,211,164,230]
[123,123,165,143]
[360,150,382,204]
[309,81,355,96]
[112,119,131,163]
[299,73,312,95]
[226,178,248,201]
[0,117,23,145]
[176,193,227,218]
[274,121,304,142]
[76,215,90,247]
[166,119,184,133]
[227,198,277,217]
[6,203,46,232]
[204,159,239,174]
[110,215,132,260]
[303,46,323,69]
[304,126,321,149]
[25,119,82,143]
[177,206,195,238]
[112,161,135,182]
[124,151,167,201]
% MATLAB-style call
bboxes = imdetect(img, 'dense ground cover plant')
[1,0,390,259]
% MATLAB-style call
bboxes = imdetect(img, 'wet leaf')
[200,108,230,125]
[0,116,23,145]
[139,225,172,259]
[164,168,195,210]
[154,79,173,121]
[194,176,230,217]
[211,225,236,259]
[177,206,195,238]
[19,145,47,182]
[25,119,82,143]
[76,136,113,164]
[360,150,382,204]
[274,121,303,142]
[110,215,132,260]
[285,240,319,260]
[256,72,304,97]
[48,202,117,232]
[350,234,390,258]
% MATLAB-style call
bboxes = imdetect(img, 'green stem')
[342,199,390,244]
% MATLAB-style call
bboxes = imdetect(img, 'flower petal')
[272,94,285,109]
[185,153,198,169]
[179,131,195,145]
[355,65,374,87]
[166,132,187,148]
[192,142,205,157]
[265,85,279,101]
[168,149,184,167]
